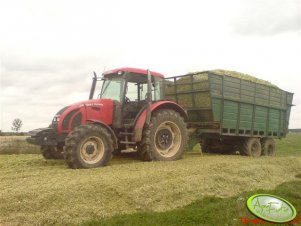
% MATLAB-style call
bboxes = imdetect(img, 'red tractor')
[27,68,188,168]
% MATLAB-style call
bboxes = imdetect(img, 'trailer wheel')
[261,138,275,156]
[240,138,262,157]
[41,146,63,159]
[139,109,188,161]
[64,124,113,169]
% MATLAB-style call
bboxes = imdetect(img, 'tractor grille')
[62,109,79,130]
[71,113,82,129]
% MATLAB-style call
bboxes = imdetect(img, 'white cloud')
[234,0,301,35]
[0,0,300,131]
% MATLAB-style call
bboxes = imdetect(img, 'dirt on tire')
[261,138,276,156]
[241,138,262,157]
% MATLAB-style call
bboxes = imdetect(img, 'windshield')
[100,77,123,101]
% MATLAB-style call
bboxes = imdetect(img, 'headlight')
[53,115,60,122]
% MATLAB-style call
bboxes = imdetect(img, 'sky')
[0,0,300,131]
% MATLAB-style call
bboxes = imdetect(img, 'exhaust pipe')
[89,72,97,99]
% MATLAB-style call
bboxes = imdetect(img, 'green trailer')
[163,71,294,156]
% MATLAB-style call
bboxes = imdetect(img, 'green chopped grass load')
[211,69,278,88]
[164,73,210,108]
[164,69,278,109]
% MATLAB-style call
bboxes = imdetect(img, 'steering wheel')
[125,96,130,103]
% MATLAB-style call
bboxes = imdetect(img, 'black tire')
[261,138,275,156]
[41,146,64,159]
[139,109,188,161]
[200,139,211,153]
[41,146,53,159]
[240,138,262,157]
[64,124,113,169]
[238,148,247,156]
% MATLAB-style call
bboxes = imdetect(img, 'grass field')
[0,133,300,225]
[0,136,40,154]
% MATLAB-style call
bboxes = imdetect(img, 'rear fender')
[132,101,187,142]
[86,119,118,149]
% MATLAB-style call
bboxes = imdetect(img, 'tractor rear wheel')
[240,138,262,157]
[64,124,113,168]
[139,109,187,161]
[261,138,275,156]
[41,145,63,159]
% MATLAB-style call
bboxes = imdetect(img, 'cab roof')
[102,67,164,78]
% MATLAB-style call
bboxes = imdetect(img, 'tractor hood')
[72,99,109,109]
[54,99,114,133]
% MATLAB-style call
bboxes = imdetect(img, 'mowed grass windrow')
[0,133,300,225]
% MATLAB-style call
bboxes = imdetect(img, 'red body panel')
[85,99,113,124]
[103,67,164,78]
[57,99,113,134]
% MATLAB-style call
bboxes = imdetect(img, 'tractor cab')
[91,68,165,127]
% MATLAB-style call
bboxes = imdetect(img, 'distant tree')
[11,118,22,133]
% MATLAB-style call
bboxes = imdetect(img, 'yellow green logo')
[247,194,297,223]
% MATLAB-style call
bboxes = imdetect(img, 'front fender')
[86,119,118,149]
[132,101,187,142]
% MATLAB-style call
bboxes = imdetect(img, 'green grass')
[0,136,40,154]
[83,179,301,226]
[276,133,301,156]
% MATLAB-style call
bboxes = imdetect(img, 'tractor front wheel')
[41,145,64,159]
[64,124,113,169]
[139,109,188,161]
